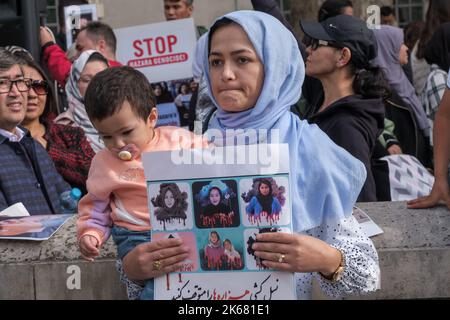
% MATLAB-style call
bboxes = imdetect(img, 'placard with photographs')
[143,144,296,300]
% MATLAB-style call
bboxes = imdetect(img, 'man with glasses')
[0,49,71,215]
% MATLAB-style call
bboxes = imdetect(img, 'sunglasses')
[310,39,342,51]
[27,79,49,95]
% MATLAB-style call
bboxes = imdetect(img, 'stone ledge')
[1,202,449,299]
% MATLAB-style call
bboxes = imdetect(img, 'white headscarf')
[55,50,106,152]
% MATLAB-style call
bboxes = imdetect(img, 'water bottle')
[60,188,82,214]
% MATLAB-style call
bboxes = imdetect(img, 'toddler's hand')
[79,235,100,261]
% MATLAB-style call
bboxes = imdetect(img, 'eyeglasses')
[310,39,342,51]
[0,78,31,94]
[27,79,49,95]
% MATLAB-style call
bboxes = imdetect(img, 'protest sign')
[143,144,296,300]
[64,4,98,48]
[115,19,197,128]
[155,102,181,127]
[115,18,196,83]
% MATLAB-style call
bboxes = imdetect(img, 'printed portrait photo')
[0,214,72,240]
[244,227,290,271]
[153,232,199,273]
[352,207,371,224]
[192,179,240,229]
[198,229,244,272]
[240,177,291,227]
[148,182,193,231]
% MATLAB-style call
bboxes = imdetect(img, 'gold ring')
[278,254,285,263]
[153,260,162,271]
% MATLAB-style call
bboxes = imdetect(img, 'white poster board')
[143,144,296,300]
[64,4,98,49]
[115,18,197,83]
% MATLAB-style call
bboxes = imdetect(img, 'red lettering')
[167,35,177,53]
[143,38,154,56]
[133,40,143,58]
[155,37,166,54]
[134,35,179,57]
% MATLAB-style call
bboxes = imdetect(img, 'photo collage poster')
[143,144,296,300]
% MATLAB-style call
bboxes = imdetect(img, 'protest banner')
[115,18,196,83]
[143,144,296,300]
[115,18,197,128]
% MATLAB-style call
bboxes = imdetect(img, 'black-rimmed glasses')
[0,78,31,94]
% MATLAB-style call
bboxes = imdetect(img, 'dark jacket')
[0,128,70,215]
[251,0,324,117]
[385,90,432,168]
[308,95,385,202]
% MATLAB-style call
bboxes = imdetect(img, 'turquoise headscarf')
[202,11,367,231]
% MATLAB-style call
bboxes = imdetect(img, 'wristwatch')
[321,249,345,283]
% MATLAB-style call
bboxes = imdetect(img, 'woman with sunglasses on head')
[14,52,95,193]
[301,15,389,202]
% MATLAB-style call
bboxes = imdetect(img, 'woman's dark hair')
[404,21,425,51]
[208,17,235,53]
[152,83,162,93]
[416,0,450,59]
[209,231,220,241]
[351,65,390,100]
[13,52,58,122]
[258,179,272,193]
[318,0,353,22]
[85,52,109,67]
[178,82,190,95]
[208,187,222,202]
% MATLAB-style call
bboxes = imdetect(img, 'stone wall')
[1,201,449,300]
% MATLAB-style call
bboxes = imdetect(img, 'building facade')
[47,0,429,33]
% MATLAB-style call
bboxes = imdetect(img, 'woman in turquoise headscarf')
[119,10,380,300]
[202,11,380,299]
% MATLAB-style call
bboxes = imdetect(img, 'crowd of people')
[1,0,449,300]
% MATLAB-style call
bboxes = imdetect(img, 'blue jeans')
[111,226,154,300]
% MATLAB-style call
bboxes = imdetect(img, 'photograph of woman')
[242,178,287,226]
[194,180,239,228]
[150,183,190,231]
[223,239,243,270]
[203,230,225,270]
